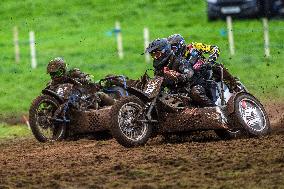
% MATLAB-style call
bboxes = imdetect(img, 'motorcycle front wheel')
[29,95,67,142]
[110,96,152,147]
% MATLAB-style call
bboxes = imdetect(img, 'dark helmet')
[167,34,186,56]
[145,38,172,69]
[47,57,67,78]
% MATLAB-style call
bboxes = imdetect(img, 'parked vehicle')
[207,0,261,21]
[207,0,284,21]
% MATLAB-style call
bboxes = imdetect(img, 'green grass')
[0,124,31,139]
[0,0,283,116]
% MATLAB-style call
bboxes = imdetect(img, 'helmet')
[167,34,186,56]
[145,38,172,69]
[47,57,67,79]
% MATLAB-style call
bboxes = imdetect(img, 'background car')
[207,0,261,21]
[207,0,284,20]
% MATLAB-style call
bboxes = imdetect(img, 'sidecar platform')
[158,107,232,133]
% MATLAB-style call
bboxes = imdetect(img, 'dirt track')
[0,103,283,189]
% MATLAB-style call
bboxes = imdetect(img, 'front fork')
[219,66,226,106]
[52,93,79,124]
[138,96,159,124]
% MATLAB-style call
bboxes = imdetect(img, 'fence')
[3,18,284,69]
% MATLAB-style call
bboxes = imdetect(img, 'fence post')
[29,31,37,69]
[115,21,124,59]
[13,26,20,63]
[226,16,235,56]
[22,115,30,130]
[263,18,270,58]
[143,27,150,63]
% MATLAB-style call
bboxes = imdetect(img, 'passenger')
[46,57,115,106]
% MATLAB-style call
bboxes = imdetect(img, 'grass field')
[0,124,31,139]
[0,0,283,116]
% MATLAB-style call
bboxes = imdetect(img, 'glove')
[163,67,180,82]
[193,60,205,71]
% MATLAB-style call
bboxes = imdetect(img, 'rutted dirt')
[0,103,283,189]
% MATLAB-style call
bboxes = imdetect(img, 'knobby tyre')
[110,96,152,147]
[29,95,67,142]
[231,93,270,136]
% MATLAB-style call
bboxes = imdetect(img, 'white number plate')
[221,6,241,14]
[145,82,156,95]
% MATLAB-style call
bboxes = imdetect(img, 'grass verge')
[0,124,31,139]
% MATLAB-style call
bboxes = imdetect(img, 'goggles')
[50,69,64,78]
[150,51,162,60]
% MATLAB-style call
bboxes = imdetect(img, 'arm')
[68,68,94,84]
[177,59,194,83]
[191,42,220,64]
[164,58,194,84]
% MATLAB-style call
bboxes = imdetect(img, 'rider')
[145,38,216,107]
[46,57,115,107]
[167,34,241,101]
[145,37,216,107]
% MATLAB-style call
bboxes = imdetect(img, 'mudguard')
[127,87,152,103]
[42,89,64,103]
[226,92,254,114]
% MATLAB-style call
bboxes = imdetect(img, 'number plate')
[143,77,163,98]
[145,81,157,95]
[221,6,241,14]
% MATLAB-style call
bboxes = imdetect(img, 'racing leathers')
[168,42,220,107]
[184,43,241,92]
[184,42,220,67]
[49,68,115,107]
[154,55,193,86]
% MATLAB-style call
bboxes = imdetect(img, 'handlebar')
[98,75,128,89]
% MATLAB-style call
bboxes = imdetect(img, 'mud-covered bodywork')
[68,107,112,134]
[157,107,229,133]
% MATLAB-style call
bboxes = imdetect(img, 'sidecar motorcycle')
[109,66,271,147]
[29,75,128,142]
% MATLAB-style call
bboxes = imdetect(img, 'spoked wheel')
[229,93,270,137]
[236,95,270,136]
[110,96,152,147]
[29,95,67,142]
[216,93,270,139]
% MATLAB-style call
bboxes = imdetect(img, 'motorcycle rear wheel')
[29,95,67,142]
[110,96,152,147]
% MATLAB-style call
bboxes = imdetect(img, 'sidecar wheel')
[29,95,67,142]
[110,96,152,148]
[230,93,270,136]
